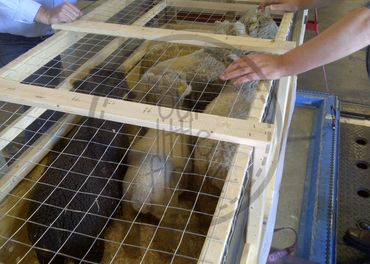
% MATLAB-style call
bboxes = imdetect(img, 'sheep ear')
[228,53,240,62]
[184,84,192,96]
[145,72,156,81]
[178,72,187,81]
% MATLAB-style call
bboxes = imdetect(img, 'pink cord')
[313,8,330,92]
[267,227,297,264]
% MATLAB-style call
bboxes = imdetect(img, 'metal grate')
[337,123,370,264]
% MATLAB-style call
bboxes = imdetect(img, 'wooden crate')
[0,0,304,263]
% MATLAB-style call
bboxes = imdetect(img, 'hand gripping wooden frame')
[0,0,300,263]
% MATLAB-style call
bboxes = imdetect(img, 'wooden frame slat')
[258,76,296,263]
[0,79,273,147]
[244,76,294,264]
[166,0,284,15]
[166,0,256,12]
[242,7,297,262]
[275,12,294,41]
[53,21,296,54]
[199,145,253,263]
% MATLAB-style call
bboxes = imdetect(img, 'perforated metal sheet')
[337,123,370,264]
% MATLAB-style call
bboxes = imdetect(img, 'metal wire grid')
[0,1,266,263]
[81,0,282,38]
[103,0,158,25]
[0,31,255,264]
[0,110,251,263]
[0,0,160,161]
[0,40,254,263]
[0,34,112,132]
[71,43,237,108]
[0,41,252,163]
[86,0,278,30]
[0,36,139,164]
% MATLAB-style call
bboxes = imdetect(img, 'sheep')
[27,67,130,264]
[123,129,191,221]
[140,42,201,75]
[214,9,278,39]
[215,20,247,36]
[122,52,201,221]
[192,88,257,209]
[240,9,278,39]
[132,69,192,108]
[131,49,226,111]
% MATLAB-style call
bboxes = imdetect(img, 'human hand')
[35,2,83,25]
[259,0,315,11]
[219,54,289,84]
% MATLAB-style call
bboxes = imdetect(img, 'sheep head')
[138,69,192,108]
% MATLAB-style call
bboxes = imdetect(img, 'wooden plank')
[258,76,296,264]
[234,0,262,3]
[0,108,46,151]
[199,79,273,262]
[53,21,296,54]
[244,144,270,263]
[242,76,294,263]
[167,0,256,12]
[0,114,78,202]
[0,79,273,147]
[0,1,166,151]
[239,80,274,264]
[166,0,284,15]
[275,12,294,41]
[250,81,273,120]
[200,144,253,263]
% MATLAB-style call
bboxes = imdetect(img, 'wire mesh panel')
[0,57,252,263]
[0,0,296,263]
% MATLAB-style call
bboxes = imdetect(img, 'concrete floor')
[273,1,369,262]
[298,0,369,104]
[272,107,316,248]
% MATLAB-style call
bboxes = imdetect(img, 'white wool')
[193,91,257,194]
[215,20,232,34]
[124,64,193,220]
[214,10,277,39]
[215,20,247,36]
[233,21,247,36]
[123,129,191,220]
[240,9,278,39]
[132,49,224,106]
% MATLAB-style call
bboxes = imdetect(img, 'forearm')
[260,0,336,11]
[300,0,335,9]
[283,6,370,75]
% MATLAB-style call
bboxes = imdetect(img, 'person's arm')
[220,6,370,84]
[259,0,334,12]
[0,0,82,25]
